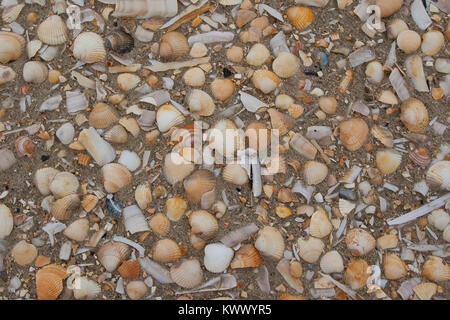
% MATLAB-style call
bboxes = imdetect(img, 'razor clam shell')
[220,223,259,247]
[187,31,234,46]
[348,47,376,68]
[138,257,174,284]
[389,68,410,102]
[175,274,237,295]
[145,56,210,72]
[411,0,432,30]
[113,0,178,19]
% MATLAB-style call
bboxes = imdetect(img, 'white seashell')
[126,281,147,300]
[72,277,101,299]
[309,207,332,238]
[427,209,449,231]
[156,104,185,132]
[37,15,68,45]
[134,25,154,42]
[34,167,60,196]
[40,45,59,62]
[246,43,270,66]
[187,31,234,46]
[376,149,402,175]
[384,253,408,280]
[186,89,215,116]
[101,163,131,193]
[272,51,300,78]
[443,225,450,243]
[73,32,106,63]
[63,218,89,242]
[255,226,285,260]
[222,163,249,185]
[435,58,450,74]
[118,150,141,172]
[345,228,376,256]
[2,4,25,24]
[183,67,205,87]
[365,61,384,84]
[170,258,203,289]
[78,127,116,166]
[56,122,75,145]
[320,250,344,273]
[123,205,150,234]
[426,161,450,191]
[163,152,195,185]
[135,183,152,210]
[297,237,324,263]
[203,243,234,273]
[421,30,444,56]
[23,61,48,84]
[0,204,13,239]
[0,148,16,172]
[49,172,79,199]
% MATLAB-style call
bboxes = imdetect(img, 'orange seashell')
[89,103,118,129]
[97,241,130,272]
[118,260,140,279]
[77,153,90,166]
[152,238,181,263]
[409,147,431,167]
[15,136,35,157]
[286,7,314,31]
[149,212,171,235]
[184,169,216,205]
[279,293,306,300]
[36,264,67,300]
[339,118,369,151]
[344,259,370,290]
[230,244,262,269]
[81,194,98,212]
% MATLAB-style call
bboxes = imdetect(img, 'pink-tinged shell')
[15,136,35,157]
[409,147,431,167]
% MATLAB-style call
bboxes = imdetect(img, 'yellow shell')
[0,31,25,64]
[89,103,118,129]
[286,6,314,31]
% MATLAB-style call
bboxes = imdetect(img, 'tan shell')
[245,122,271,152]
[89,103,118,129]
[252,69,281,94]
[36,264,67,300]
[422,256,450,282]
[267,108,294,136]
[309,207,332,238]
[149,213,171,235]
[386,18,409,40]
[152,238,181,263]
[339,118,369,151]
[245,43,270,66]
[0,204,13,239]
[376,0,404,18]
[304,161,328,185]
[376,234,398,249]
[37,15,68,45]
[11,240,37,266]
[371,125,394,147]
[376,90,398,105]
[188,210,218,240]
[400,98,429,133]
[117,73,141,92]
[383,253,408,280]
[421,30,444,56]
[33,167,60,196]
[186,89,215,116]
[272,52,300,78]
[118,260,140,279]
[230,244,262,269]
[73,32,106,63]
[23,61,48,84]
[135,183,152,210]
[50,194,81,221]
[49,172,80,199]
[297,237,324,263]
[286,6,314,31]
[101,163,131,193]
[344,259,370,290]
[182,67,205,87]
[413,282,438,300]
[2,4,25,24]
[63,218,89,242]
[184,170,216,205]
[0,31,25,64]
[318,96,337,114]
[255,226,285,260]
[226,45,244,63]
[163,152,195,185]
[72,277,101,300]
[426,161,450,191]
[81,194,98,212]
[210,78,235,102]
[126,281,147,300]
[170,258,203,289]
[166,197,188,222]
[97,241,130,272]
[222,163,249,185]
[159,32,189,61]
[104,124,128,144]
[345,228,376,256]
[397,30,421,54]
[15,136,35,157]
[319,250,344,273]
[376,149,402,175]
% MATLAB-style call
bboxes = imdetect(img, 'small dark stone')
[106,195,123,218]
[41,155,50,161]
[223,68,233,78]
[303,69,318,76]
[339,188,357,201]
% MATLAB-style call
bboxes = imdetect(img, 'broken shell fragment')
[97,242,130,272]
[63,218,89,242]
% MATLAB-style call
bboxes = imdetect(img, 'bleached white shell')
[320,250,344,273]
[421,30,444,56]
[73,32,106,63]
[309,207,332,238]
[56,122,75,145]
[297,237,324,263]
[23,61,48,84]
[365,61,384,84]
[245,43,270,66]
[0,204,13,239]
[222,163,249,185]
[33,167,60,196]
[123,205,150,234]
[72,277,101,299]
[118,150,141,172]
[63,218,89,242]
[156,104,185,132]
[427,209,449,231]
[49,172,80,199]
[426,161,450,191]
[203,243,234,273]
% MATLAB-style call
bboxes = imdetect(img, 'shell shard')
[113,0,178,19]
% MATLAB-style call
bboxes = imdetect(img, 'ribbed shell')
[104,124,128,144]
[97,242,130,272]
[409,147,431,167]
[0,31,25,64]
[426,161,450,191]
[101,163,132,193]
[223,163,249,185]
[339,118,369,151]
[89,103,118,129]
[230,244,262,269]
[184,170,216,204]
[159,32,189,61]
[152,238,181,263]
[37,15,68,45]
[73,32,106,63]
[149,213,171,235]
[188,210,218,240]
[286,6,314,31]
[118,260,140,279]
[50,194,81,221]
[304,161,328,185]
[156,104,185,132]
[36,264,67,300]
[255,226,285,260]
[170,258,203,289]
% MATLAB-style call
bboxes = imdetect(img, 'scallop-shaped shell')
[72,277,101,300]
[210,78,235,102]
[105,29,134,54]
[252,69,281,94]
[37,15,68,45]
[36,264,67,300]
[2,4,25,24]
[272,52,300,78]
[170,258,203,289]
[163,152,195,185]
[401,98,429,133]
[0,204,13,239]
[89,103,118,129]
[135,183,152,210]
[183,67,205,87]
[33,167,60,196]
[204,243,234,273]
[304,161,328,185]
[118,260,140,279]
[0,31,25,64]
[149,213,171,235]
[0,148,16,172]
[413,282,438,300]
[126,281,147,300]
[426,161,450,191]
[230,244,262,269]
[344,259,370,290]
[227,45,244,63]
[156,104,185,133]
[245,43,270,66]
[184,170,216,205]
[422,256,450,282]
[255,226,285,260]
[245,122,271,152]
[383,253,408,280]
[23,61,48,84]
[286,6,314,31]
[371,125,394,147]
[421,30,444,56]
[63,218,89,242]
[309,207,332,238]
[152,238,181,263]
[186,89,215,116]
[49,172,80,199]
[104,124,128,144]
[376,149,402,175]
[123,205,150,234]
[297,237,324,263]
[267,108,295,136]
[97,241,130,272]
[318,96,337,114]
[159,32,189,61]
[101,163,131,193]
[166,197,188,222]
[15,136,35,157]
[188,210,218,240]
[50,194,81,221]
[409,147,431,167]
[339,118,369,151]
[386,18,408,40]
[345,228,376,256]
[319,250,344,273]
[73,32,106,63]
[223,163,249,185]
[11,240,37,266]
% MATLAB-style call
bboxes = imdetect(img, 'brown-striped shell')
[15,136,35,157]
[89,103,118,129]
[338,118,369,151]
[50,194,81,221]
[409,147,431,167]
[286,6,314,31]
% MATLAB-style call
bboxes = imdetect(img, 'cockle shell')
[159,32,189,61]
[422,256,450,282]
[89,103,118,129]
[11,240,37,266]
[296,237,324,263]
[149,213,171,235]
[0,204,13,239]
[245,122,271,152]
[163,152,195,185]
[319,250,344,273]
[397,30,421,54]
[72,277,101,300]
[186,89,215,116]
[209,119,243,158]
[188,210,218,241]
[275,94,294,110]
[375,0,404,17]
[23,61,48,84]
[73,32,106,63]
[36,264,67,300]
[15,136,35,157]
[223,163,249,185]
[183,67,205,87]
[384,253,408,280]
[400,98,429,133]
[101,163,131,193]
[376,149,402,175]
[63,218,89,242]
[318,96,337,114]
[409,147,431,167]
[309,207,332,238]
[272,52,300,78]
[156,104,185,132]
[230,244,262,269]
[252,69,281,94]
[204,243,234,273]
[184,170,216,206]
[37,15,68,45]
[0,148,16,172]
[210,78,235,102]
[371,125,394,147]
[166,197,188,222]
[118,260,140,279]
[255,226,285,260]
[338,118,369,151]
[344,259,370,290]
[117,73,141,92]
[2,4,25,24]
[33,167,60,196]
[413,282,438,300]
[126,281,147,300]
[97,242,130,272]
[245,43,270,66]
[49,172,79,199]
[135,183,152,210]
[123,205,150,234]
[287,7,314,31]
[0,31,25,64]
[227,45,244,63]
[50,194,81,221]
[105,29,134,54]
[170,258,203,289]
[304,161,328,185]
[426,161,450,191]
[377,234,398,249]
[0,65,15,85]
[421,30,444,56]
[104,124,129,144]
[345,228,376,256]
[152,238,181,263]
[267,108,294,136]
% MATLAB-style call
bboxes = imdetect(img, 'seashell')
[383,253,408,280]
[365,61,384,84]
[0,65,16,85]
[252,69,281,94]
[408,147,431,167]
[290,133,317,160]
[188,210,218,240]
[275,94,294,110]
[113,0,178,19]
[149,213,171,235]
[183,67,205,87]
[101,163,131,193]
[226,45,244,63]
[159,32,189,61]
[135,183,152,210]
[118,150,141,172]
[309,207,332,238]
[81,195,98,212]
[376,0,404,17]
[304,161,328,185]
[37,15,68,45]
[56,123,75,145]
[186,89,215,116]
[397,30,421,54]
[204,243,234,273]
[50,194,81,221]
[421,30,444,56]
[376,234,398,249]
[223,163,249,185]
[33,167,60,196]
[245,43,270,66]
[73,32,106,63]
[22,61,48,84]
[236,9,257,28]
[255,226,285,260]
[104,124,128,144]
[0,204,13,239]
[400,98,429,133]
[63,218,89,242]
[272,52,300,78]
[210,78,235,102]
[405,55,428,92]
[49,172,79,199]
[338,118,369,151]
[166,197,188,222]
[345,228,376,257]
[156,104,185,132]
[163,152,195,185]
[11,240,37,266]
[78,127,116,166]
[435,58,450,74]
[245,122,271,152]
[0,148,16,172]
[118,117,140,137]
[152,239,181,263]
[230,244,262,269]
[318,96,337,114]
[190,42,207,58]
[170,258,203,289]
[126,281,147,300]
[413,282,437,300]
[15,136,35,157]
[190,231,207,250]
[89,103,118,129]
[105,29,134,54]
[184,170,216,205]
[209,119,243,158]
[386,18,408,40]
[72,277,101,300]
[376,149,402,175]
[2,4,25,23]
[422,256,450,282]
[0,31,25,64]
[376,90,398,105]
[137,110,156,131]
[286,6,314,31]
[118,260,140,279]
[117,73,140,92]
[277,189,298,203]
[36,264,67,300]
[426,161,450,191]
[344,259,370,290]
[267,108,294,136]
[297,237,324,263]
[427,209,449,231]
[338,198,356,216]
[319,250,344,273]
[123,205,150,234]
[371,125,394,147]
[97,241,130,272]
